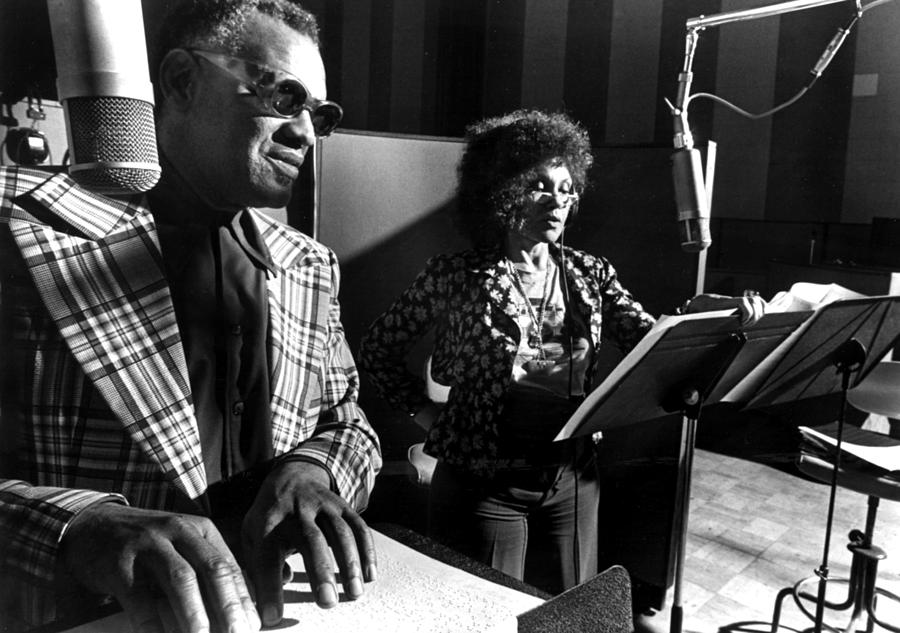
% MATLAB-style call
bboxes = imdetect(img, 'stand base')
[771,572,900,633]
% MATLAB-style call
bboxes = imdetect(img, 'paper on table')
[800,423,900,473]
[61,530,544,633]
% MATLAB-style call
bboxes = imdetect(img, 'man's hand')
[59,503,260,633]
[241,460,377,628]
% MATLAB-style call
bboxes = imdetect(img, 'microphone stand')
[811,338,865,632]
[669,0,867,294]
[664,0,874,629]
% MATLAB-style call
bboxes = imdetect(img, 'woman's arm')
[358,256,450,419]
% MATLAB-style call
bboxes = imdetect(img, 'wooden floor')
[652,449,900,633]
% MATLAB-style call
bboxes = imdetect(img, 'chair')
[771,361,900,633]
[406,356,447,487]
[518,564,634,633]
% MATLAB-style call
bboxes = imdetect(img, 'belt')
[494,436,592,471]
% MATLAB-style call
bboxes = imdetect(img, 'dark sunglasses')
[189,49,343,137]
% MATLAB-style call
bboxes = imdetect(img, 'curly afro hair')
[454,109,593,248]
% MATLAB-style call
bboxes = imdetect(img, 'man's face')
[183,11,327,210]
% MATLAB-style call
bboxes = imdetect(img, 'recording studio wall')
[3,0,899,226]
[302,0,899,227]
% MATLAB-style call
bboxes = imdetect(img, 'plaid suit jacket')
[0,166,381,627]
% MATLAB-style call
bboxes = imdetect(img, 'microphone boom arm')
[686,0,850,31]
[669,0,859,148]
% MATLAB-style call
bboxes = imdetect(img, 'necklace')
[507,258,555,359]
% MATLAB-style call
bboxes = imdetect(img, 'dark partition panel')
[317,132,691,602]
[317,130,467,468]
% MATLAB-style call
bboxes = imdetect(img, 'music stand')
[557,310,810,633]
[556,297,900,633]
[736,296,900,633]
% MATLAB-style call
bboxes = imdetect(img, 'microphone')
[671,146,711,252]
[47,0,160,195]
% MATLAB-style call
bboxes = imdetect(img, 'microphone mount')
[667,0,859,150]
[670,29,699,153]
[664,0,879,269]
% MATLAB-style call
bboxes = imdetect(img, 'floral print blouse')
[358,243,656,476]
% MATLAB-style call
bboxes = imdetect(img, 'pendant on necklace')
[523,359,555,374]
[528,333,543,349]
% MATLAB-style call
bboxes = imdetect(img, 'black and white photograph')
[1,1,899,632]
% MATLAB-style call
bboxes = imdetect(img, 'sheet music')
[718,315,810,403]
[555,281,882,439]
[767,282,866,311]
[555,309,736,441]
[719,282,865,403]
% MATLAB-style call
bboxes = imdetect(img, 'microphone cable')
[558,227,576,401]
[665,8,862,122]
[558,226,582,586]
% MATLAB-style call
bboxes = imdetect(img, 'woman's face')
[511,161,577,246]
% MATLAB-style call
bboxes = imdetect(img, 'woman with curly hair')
[358,109,762,595]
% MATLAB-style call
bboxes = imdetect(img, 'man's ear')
[157,49,198,111]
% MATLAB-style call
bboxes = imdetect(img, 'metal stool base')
[772,574,900,633]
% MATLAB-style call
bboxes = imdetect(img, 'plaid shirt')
[0,166,381,628]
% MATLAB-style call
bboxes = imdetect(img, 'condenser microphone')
[671,146,711,252]
[48,0,160,195]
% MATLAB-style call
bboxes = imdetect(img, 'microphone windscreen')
[48,0,161,195]
[64,96,160,193]
[671,147,711,252]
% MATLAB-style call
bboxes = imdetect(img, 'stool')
[771,452,900,633]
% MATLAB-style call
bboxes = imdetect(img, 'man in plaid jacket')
[0,1,381,631]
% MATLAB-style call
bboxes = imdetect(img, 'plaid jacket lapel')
[8,173,206,499]
[251,210,331,453]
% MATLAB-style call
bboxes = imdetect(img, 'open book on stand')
[555,282,899,441]
[766,281,867,312]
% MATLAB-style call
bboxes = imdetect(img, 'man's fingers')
[237,564,263,631]
[127,518,258,633]
[347,510,378,583]
[155,598,181,633]
[144,542,211,633]
[247,538,288,627]
[173,524,259,633]
[297,523,340,609]
[318,512,364,601]
[240,462,378,620]
[120,586,166,633]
